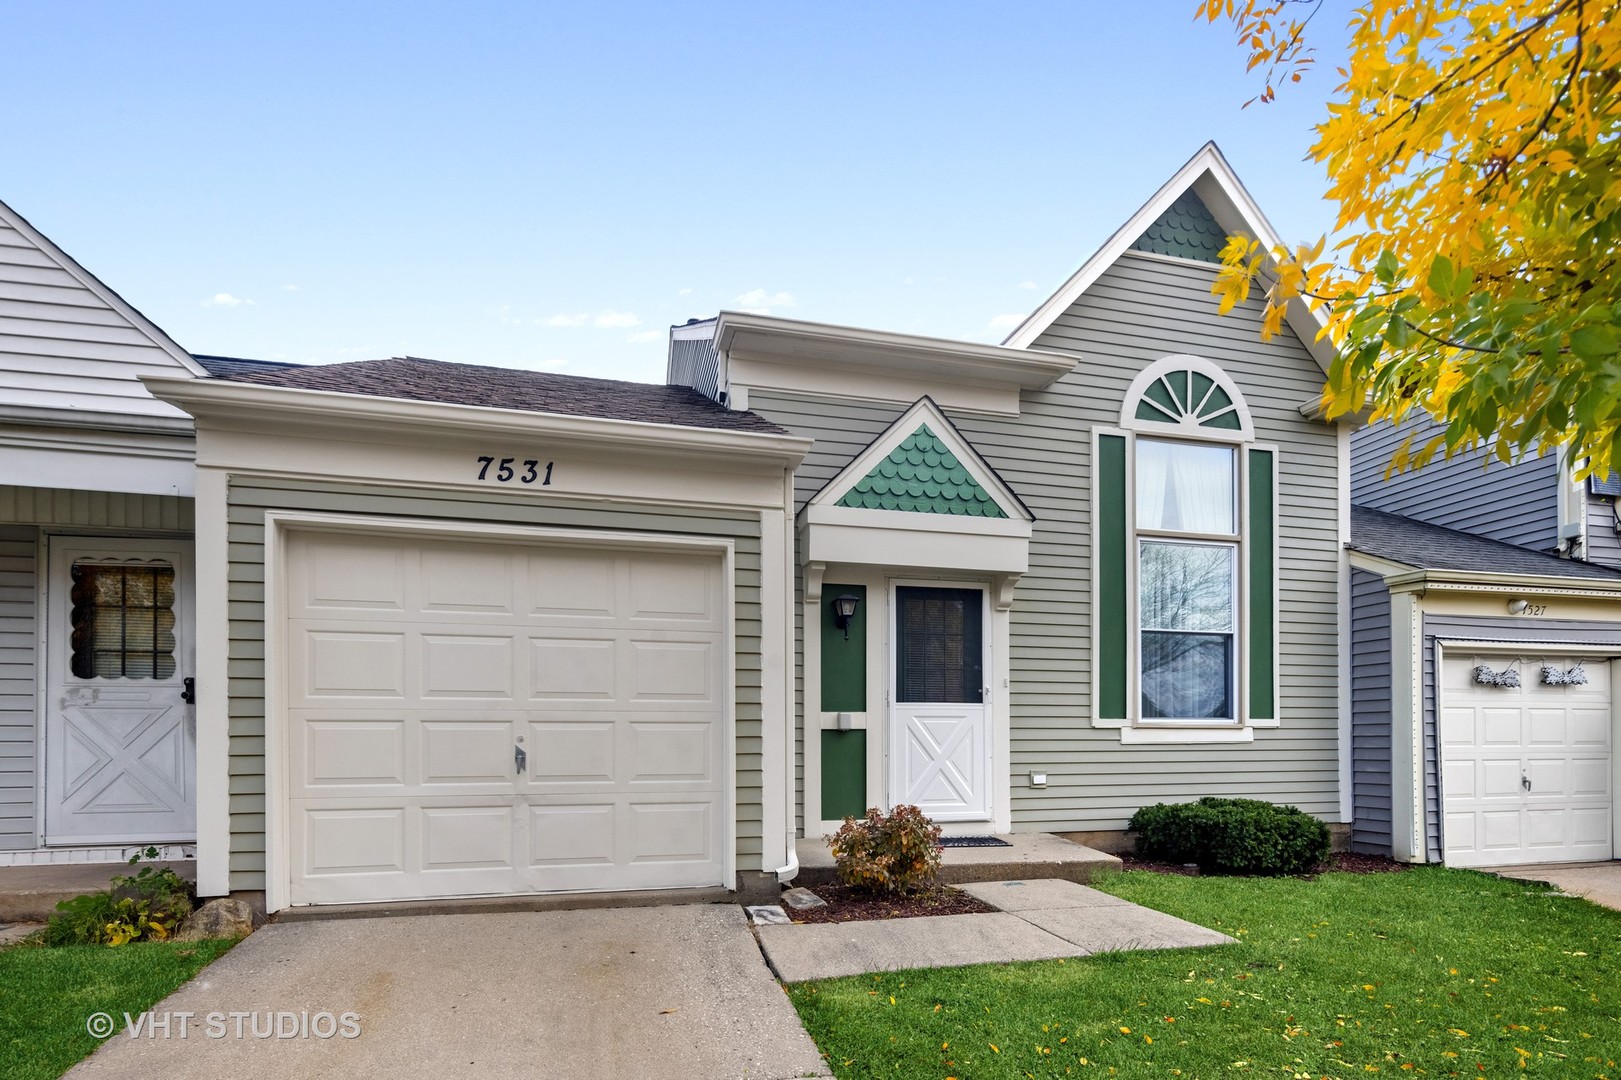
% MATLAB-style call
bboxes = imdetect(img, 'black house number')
[476,456,554,485]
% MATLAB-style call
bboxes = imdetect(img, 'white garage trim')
[261,510,737,912]
[1435,639,1618,867]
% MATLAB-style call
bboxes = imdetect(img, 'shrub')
[1128,797,1331,876]
[44,855,193,947]
[827,805,943,895]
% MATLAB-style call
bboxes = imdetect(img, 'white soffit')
[1000,142,1334,375]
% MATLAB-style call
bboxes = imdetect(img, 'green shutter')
[821,731,868,819]
[1247,448,1276,721]
[820,584,866,712]
[1096,434,1129,720]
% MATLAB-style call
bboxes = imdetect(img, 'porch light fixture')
[1507,598,1530,615]
[831,594,862,639]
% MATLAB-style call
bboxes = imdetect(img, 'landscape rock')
[781,887,827,910]
[175,898,258,941]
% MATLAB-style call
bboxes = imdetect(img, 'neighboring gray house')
[1350,415,1621,867]
[670,143,1353,848]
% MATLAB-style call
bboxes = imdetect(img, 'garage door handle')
[1522,774,1532,792]
[515,744,527,776]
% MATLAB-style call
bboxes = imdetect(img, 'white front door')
[284,531,729,905]
[1440,653,1613,867]
[888,584,990,822]
[44,536,197,845]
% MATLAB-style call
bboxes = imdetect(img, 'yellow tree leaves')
[1201,0,1621,474]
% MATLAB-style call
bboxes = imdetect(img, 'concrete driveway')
[68,904,831,1080]
[1491,862,1621,911]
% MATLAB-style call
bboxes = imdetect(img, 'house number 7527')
[475,457,553,485]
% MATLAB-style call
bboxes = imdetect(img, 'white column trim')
[193,466,231,897]
[758,503,788,873]
[1389,590,1425,862]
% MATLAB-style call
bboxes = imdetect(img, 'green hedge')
[1128,797,1331,876]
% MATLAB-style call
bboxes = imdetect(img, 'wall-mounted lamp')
[1507,598,1531,615]
[831,594,862,640]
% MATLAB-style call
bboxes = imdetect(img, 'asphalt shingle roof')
[202,355,787,435]
[193,354,306,379]
[1351,505,1621,581]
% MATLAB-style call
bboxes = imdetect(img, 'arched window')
[1094,355,1276,739]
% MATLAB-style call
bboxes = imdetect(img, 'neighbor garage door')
[1440,652,1613,867]
[283,530,728,905]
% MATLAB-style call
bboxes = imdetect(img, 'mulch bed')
[1119,851,1407,877]
[785,883,995,924]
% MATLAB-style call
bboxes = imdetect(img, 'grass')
[0,936,237,1080]
[788,867,1621,1078]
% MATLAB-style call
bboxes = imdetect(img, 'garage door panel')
[420,635,516,699]
[526,722,616,784]
[419,547,520,614]
[628,801,715,863]
[302,808,405,876]
[421,806,516,871]
[628,640,717,702]
[528,551,617,619]
[420,721,513,785]
[297,720,406,787]
[299,536,406,613]
[529,638,617,699]
[302,632,406,699]
[527,804,616,868]
[627,722,715,784]
[626,556,721,626]
[1441,653,1613,868]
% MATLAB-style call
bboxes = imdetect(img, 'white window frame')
[1092,354,1275,743]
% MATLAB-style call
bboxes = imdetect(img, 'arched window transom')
[1121,354,1253,441]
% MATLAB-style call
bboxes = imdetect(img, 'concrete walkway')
[1489,862,1621,911]
[67,904,831,1080]
[795,833,1118,888]
[756,878,1232,982]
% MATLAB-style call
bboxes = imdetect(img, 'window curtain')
[1135,438,1234,534]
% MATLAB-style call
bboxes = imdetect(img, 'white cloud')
[677,287,693,296]
[988,313,1025,329]
[732,288,795,315]
[593,310,641,329]
[1017,280,1039,290]
[282,284,300,292]
[627,329,662,344]
[544,312,590,327]
[203,292,253,308]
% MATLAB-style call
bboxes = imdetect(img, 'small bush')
[827,805,943,895]
[44,857,193,947]
[1129,797,1330,876]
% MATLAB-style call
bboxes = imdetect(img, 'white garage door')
[1440,653,1613,868]
[283,531,728,905]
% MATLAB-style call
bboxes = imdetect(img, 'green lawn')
[0,937,236,1080]
[789,867,1621,1078]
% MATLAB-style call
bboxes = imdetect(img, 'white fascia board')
[0,424,195,497]
[1001,143,1334,374]
[0,199,206,378]
[0,404,194,435]
[143,375,814,466]
[714,311,1075,392]
[804,396,1035,522]
[805,503,1033,538]
[1348,550,1418,578]
[801,519,1029,576]
[1382,567,1621,597]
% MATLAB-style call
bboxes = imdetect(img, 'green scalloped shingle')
[1128,190,1225,264]
[835,425,1008,517]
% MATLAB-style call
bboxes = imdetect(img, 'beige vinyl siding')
[224,478,765,892]
[0,217,192,420]
[0,525,36,848]
[1352,414,1559,552]
[752,249,1343,831]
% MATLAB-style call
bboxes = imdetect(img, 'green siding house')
[671,142,1350,845]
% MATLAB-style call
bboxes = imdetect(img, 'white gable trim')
[0,198,205,377]
[1000,142,1334,374]
[805,396,1034,523]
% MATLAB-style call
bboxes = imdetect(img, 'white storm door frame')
[43,535,197,845]
[1434,639,1620,865]
[262,511,737,913]
[886,578,993,823]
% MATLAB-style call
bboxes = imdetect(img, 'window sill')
[1118,725,1255,745]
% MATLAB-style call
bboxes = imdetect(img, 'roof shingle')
[202,355,786,435]
[1350,505,1621,581]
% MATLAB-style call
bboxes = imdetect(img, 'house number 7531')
[475,457,553,485]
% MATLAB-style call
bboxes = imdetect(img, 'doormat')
[939,836,1013,848]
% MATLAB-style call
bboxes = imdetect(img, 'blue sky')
[5,1,1346,383]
